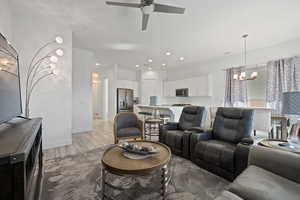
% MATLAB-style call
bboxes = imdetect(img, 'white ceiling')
[11,0,300,70]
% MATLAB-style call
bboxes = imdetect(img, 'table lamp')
[282,91,300,145]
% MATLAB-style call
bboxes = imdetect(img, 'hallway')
[44,119,114,160]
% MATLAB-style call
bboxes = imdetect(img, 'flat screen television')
[0,33,22,123]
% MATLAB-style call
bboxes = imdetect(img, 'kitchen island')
[136,105,185,122]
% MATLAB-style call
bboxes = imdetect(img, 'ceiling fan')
[106,0,185,31]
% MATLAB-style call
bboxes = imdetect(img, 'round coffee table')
[101,141,171,200]
[258,139,300,154]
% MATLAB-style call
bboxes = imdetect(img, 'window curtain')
[224,67,248,107]
[266,56,300,115]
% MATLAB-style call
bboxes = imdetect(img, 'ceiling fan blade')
[142,14,150,31]
[106,1,141,8]
[153,3,185,14]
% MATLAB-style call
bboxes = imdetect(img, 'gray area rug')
[43,146,229,200]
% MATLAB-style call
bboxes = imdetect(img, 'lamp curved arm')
[28,60,53,92]
[27,55,51,83]
[27,72,54,107]
[25,41,55,98]
[25,55,51,102]
[28,41,54,73]
[0,69,18,77]
[26,46,58,92]
[0,49,18,60]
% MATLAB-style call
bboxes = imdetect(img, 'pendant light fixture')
[233,34,258,81]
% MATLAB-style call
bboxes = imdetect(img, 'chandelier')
[233,34,258,81]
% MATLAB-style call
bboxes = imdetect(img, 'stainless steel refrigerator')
[117,88,134,113]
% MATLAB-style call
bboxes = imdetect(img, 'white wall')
[139,70,166,105]
[11,9,73,149]
[72,48,95,133]
[99,66,117,120]
[116,68,139,97]
[117,68,137,81]
[0,0,12,41]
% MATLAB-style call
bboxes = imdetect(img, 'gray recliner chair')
[190,107,254,181]
[159,106,206,158]
[215,145,300,200]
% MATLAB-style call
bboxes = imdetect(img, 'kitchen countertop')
[137,105,187,108]
[136,105,185,122]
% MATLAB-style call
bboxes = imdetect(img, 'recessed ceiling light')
[162,63,166,66]
[96,63,101,66]
[166,52,171,56]
[105,43,139,50]
[135,64,140,68]
[179,57,185,61]
[148,59,153,63]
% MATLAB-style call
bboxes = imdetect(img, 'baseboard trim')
[43,138,72,149]
[72,129,93,135]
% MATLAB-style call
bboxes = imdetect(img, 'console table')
[0,118,43,200]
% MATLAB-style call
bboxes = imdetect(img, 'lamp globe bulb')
[55,36,64,44]
[50,55,58,63]
[56,48,64,57]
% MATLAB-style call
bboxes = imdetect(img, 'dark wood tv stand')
[0,118,43,200]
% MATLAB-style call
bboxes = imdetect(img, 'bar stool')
[138,112,152,121]
[160,114,171,124]
[144,118,163,141]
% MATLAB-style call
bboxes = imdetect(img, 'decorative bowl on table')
[117,142,159,155]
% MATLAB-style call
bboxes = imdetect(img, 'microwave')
[176,88,189,97]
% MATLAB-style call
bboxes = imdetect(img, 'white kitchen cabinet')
[163,80,177,97]
[141,79,163,104]
[163,75,212,97]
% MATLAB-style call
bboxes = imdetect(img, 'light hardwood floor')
[43,119,114,160]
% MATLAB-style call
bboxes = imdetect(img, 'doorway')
[92,72,101,119]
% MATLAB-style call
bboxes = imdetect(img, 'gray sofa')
[215,145,300,200]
